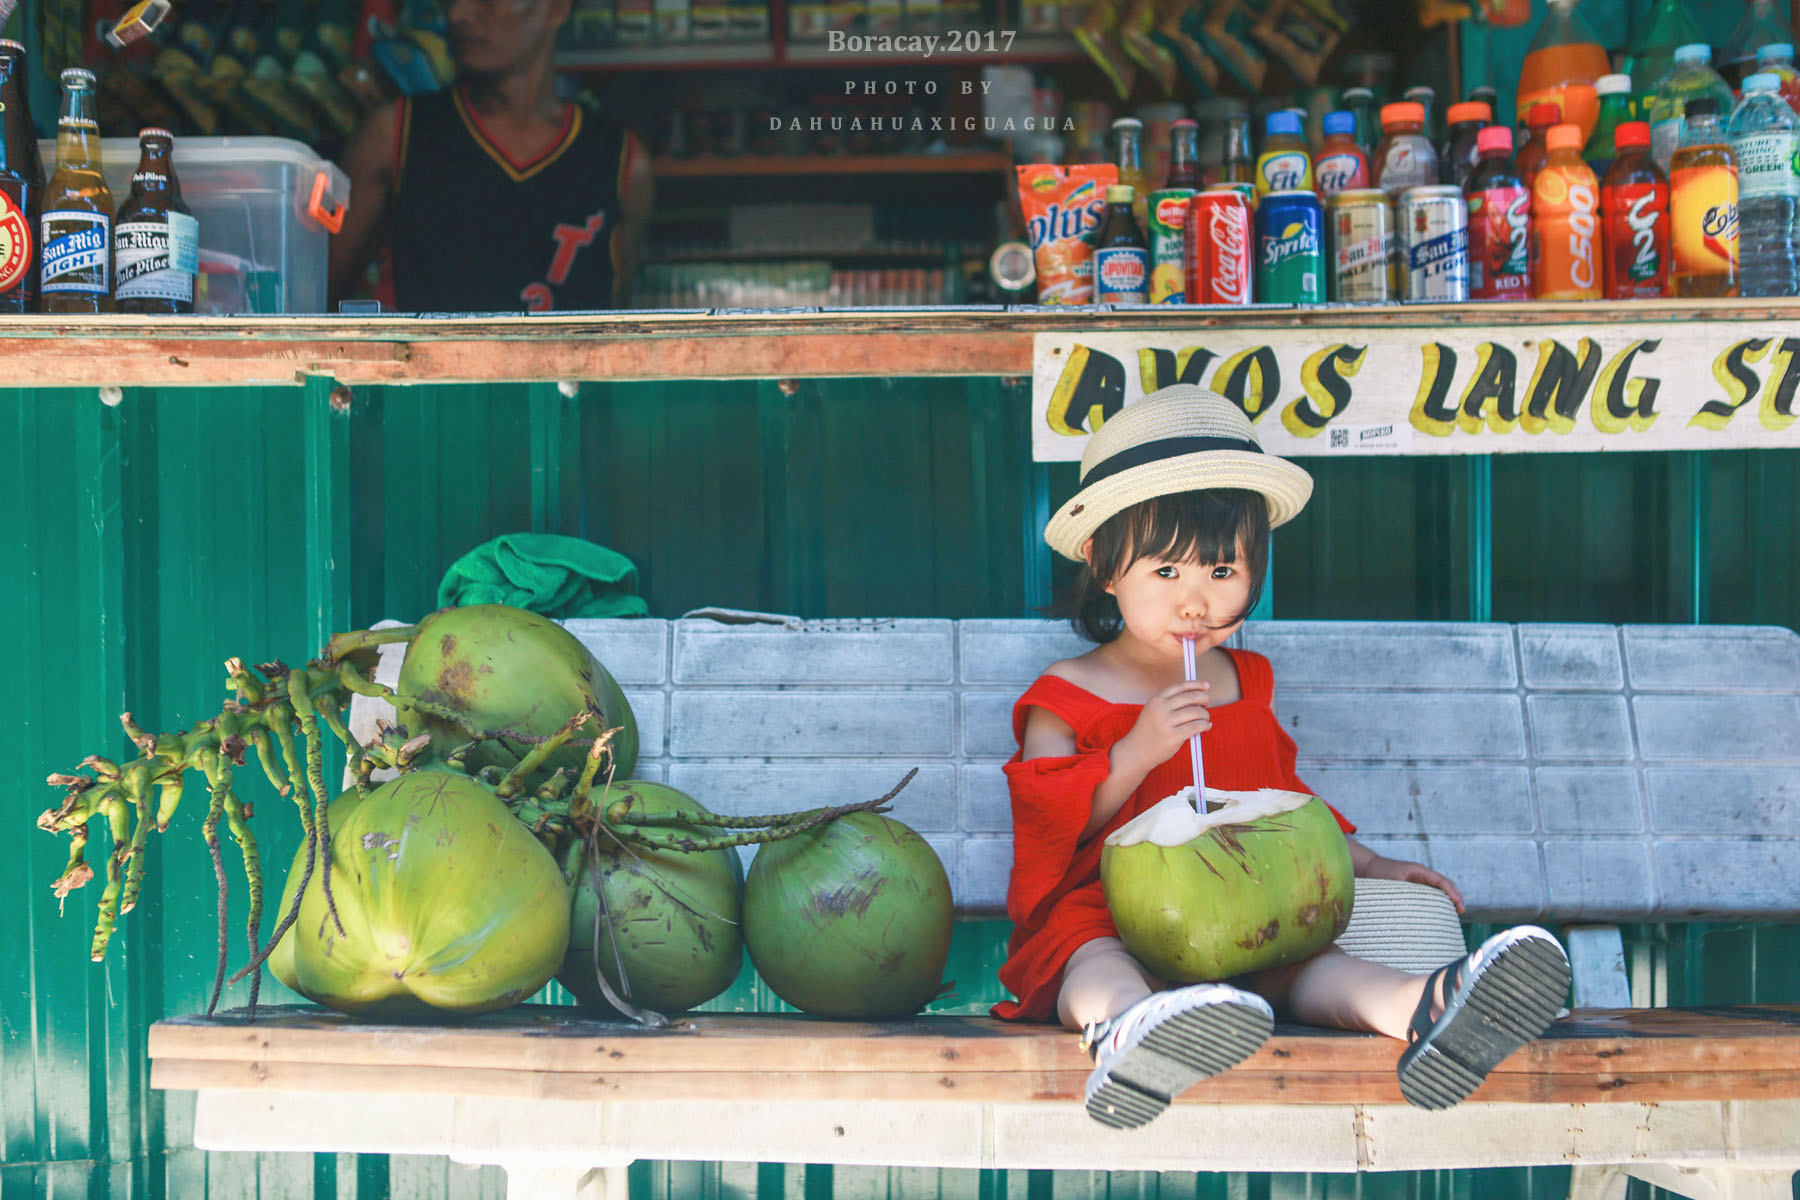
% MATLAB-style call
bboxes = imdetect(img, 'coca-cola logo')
[1210,206,1249,301]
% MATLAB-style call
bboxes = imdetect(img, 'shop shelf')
[652,151,1012,178]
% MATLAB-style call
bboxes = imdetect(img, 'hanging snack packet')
[1017,164,1118,305]
[1074,0,1137,102]
[1199,0,1267,93]
[1120,0,1178,97]
[1251,0,1348,86]
[1156,0,1219,96]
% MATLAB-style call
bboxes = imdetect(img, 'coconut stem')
[495,708,600,800]
[608,769,918,855]
[324,624,417,662]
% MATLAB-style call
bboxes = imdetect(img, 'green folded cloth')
[438,534,650,619]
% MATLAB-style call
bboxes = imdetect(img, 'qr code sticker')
[1329,428,1349,449]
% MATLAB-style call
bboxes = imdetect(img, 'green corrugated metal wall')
[3,376,1796,1199]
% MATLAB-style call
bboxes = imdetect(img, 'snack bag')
[1155,0,1219,96]
[1120,0,1178,97]
[1251,0,1347,86]
[1017,164,1119,305]
[1199,0,1267,93]
[1074,0,1138,101]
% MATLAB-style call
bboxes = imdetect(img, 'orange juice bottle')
[1669,97,1739,297]
[1531,124,1602,299]
[1518,0,1608,142]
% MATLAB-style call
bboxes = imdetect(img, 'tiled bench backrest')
[566,618,1800,924]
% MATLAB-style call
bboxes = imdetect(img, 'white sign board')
[1031,323,1800,461]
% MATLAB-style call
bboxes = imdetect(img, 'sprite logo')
[1263,220,1319,267]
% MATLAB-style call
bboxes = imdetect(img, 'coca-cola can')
[1184,187,1254,305]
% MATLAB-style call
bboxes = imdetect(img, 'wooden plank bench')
[147,618,1800,1200]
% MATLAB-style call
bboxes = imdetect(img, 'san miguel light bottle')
[1601,121,1670,298]
[39,68,114,314]
[114,128,198,313]
[0,40,46,313]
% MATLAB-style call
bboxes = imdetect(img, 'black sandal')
[1396,925,1571,1110]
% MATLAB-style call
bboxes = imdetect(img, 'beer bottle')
[0,40,46,314]
[40,68,115,314]
[115,128,198,314]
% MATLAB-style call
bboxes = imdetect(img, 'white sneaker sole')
[1397,926,1572,1111]
[1084,987,1274,1130]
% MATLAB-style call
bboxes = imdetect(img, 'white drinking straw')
[1180,635,1206,810]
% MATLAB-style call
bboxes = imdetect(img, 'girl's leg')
[1239,946,1428,1039]
[1056,936,1160,1032]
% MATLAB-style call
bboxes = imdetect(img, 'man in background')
[328,0,652,312]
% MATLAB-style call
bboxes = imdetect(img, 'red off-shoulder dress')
[993,648,1356,1022]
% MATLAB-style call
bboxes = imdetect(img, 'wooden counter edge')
[10,301,1800,387]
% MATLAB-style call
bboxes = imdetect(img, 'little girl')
[997,384,1571,1129]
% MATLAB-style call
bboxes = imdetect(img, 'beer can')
[1399,185,1470,302]
[1325,188,1394,302]
[1148,187,1195,303]
[1254,189,1324,304]
[1184,187,1253,305]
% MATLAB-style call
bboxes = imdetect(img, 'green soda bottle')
[1648,43,1735,172]
[1624,0,1704,120]
[1585,73,1632,178]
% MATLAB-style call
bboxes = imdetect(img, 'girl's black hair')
[1058,488,1271,644]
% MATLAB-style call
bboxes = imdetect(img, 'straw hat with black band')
[1044,385,1314,562]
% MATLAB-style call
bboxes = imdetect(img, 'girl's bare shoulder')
[1041,646,1111,690]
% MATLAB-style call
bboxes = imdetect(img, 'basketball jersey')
[388,87,637,312]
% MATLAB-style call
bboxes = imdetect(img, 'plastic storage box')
[38,136,348,315]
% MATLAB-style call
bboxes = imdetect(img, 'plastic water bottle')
[1650,43,1736,173]
[1753,43,1800,116]
[1728,74,1800,297]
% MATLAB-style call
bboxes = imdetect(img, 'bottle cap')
[1266,111,1302,137]
[1674,42,1711,62]
[1379,101,1425,128]
[1756,42,1794,62]
[1615,121,1651,149]
[59,67,96,85]
[1404,85,1436,101]
[1111,117,1143,130]
[0,39,25,52]
[138,126,174,140]
[1343,86,1374,100]
[1597,73,1631,95]
[1686,97,1721,117]
[1322,111,1355,135]
[1170,118,1197,130]
[1528,102,1563,126]
[1447,101,1492,125]
[1742,73,1780,93]
[1106,185,1135,203]
[1476,125,1513,153]
[1546,124,1582,152]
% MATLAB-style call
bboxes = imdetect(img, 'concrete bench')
[147,618,1800,1200]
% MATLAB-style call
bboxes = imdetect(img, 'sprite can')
[1148,187,1196,303]
[1254,189,1324,304]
